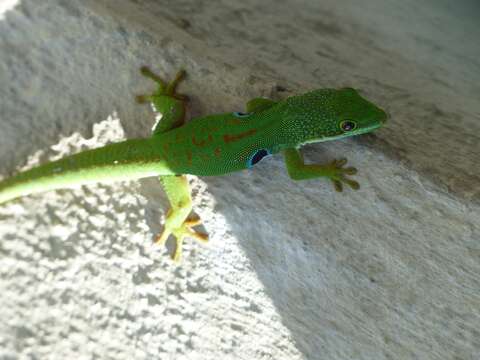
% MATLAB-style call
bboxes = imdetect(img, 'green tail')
[0,138,173,204]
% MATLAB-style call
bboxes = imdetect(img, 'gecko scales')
[0,67,387,261]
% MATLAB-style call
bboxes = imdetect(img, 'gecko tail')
[0,138,174,204]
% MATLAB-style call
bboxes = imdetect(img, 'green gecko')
[0,67,387,261]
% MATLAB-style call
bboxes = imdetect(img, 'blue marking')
[233,111,251,118]
[247,149,272,168]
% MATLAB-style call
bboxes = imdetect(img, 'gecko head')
[287,88,387,145]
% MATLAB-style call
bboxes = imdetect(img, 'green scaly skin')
[0,67,387,261]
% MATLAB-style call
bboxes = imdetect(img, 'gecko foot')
[327,158,359,192]
[155,215,208,262]
[136,66,189,103]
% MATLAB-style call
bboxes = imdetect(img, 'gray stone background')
[0,0,479,359]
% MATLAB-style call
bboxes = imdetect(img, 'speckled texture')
[0,1,479,359]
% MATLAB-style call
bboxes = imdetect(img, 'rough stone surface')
[0,1,479,359]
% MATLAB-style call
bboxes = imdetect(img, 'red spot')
[187,151,193,165]
[192,134,213,147]
[223,129,257,143]
[214,147,221,157]
[192,135,206,146]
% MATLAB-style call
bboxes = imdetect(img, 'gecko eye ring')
[340,120,356,132]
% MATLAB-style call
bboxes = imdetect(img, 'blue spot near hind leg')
[247,149,271,168]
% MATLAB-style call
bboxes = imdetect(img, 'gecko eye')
[340,120,356,132]
[247,149,271,168]
[233,112,251,118]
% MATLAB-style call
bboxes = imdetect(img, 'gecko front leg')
[283,147,359,192]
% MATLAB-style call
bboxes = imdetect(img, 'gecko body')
[0,67,386,260]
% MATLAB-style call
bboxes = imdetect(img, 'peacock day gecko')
[0,67,387,261]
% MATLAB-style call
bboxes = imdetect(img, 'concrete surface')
[0,0,479,359]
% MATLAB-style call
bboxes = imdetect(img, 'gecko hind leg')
[156,175,208,262]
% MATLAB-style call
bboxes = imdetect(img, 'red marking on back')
[192,134,213,147]
[223,129,257,143]
[192,135,206,146]
[214,147,221,157]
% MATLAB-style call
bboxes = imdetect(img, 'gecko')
[0,67,387,261]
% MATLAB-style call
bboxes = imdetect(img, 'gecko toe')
[184,216,201,226]
[159,215,208,261]
[155,229,170,246]
[342,167,357,175]
[344,178,360,190]
[333,179,343,192]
